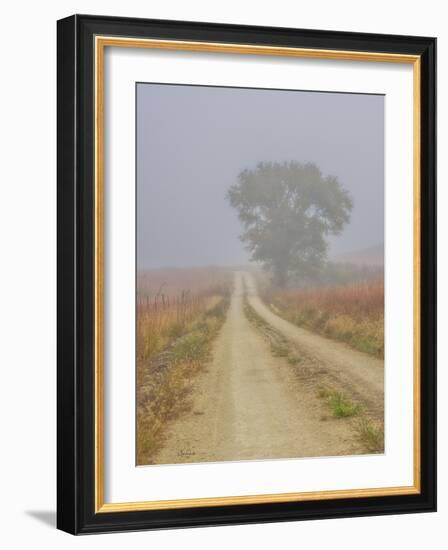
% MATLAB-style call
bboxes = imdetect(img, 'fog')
[137,83,384,269]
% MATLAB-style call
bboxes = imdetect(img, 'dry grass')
[137,293,208,368]
[136,268,231,465]
[138,267,231,299]
[265,278,384,358]
[356,417,385,453]
[137,267,231,366]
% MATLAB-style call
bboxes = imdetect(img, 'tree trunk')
[273,264,287,288]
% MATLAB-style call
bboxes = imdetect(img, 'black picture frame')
[57,14,436,535]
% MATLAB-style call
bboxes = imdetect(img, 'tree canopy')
[227,161,352,287]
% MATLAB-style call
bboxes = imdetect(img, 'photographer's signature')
[178,448,195,458]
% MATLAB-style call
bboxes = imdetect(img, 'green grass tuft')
[318,387,360,418]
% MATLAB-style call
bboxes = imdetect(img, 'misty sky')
[137,83,384,269]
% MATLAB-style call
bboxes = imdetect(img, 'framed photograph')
[57,14,436,534]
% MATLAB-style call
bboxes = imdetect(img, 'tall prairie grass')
[136,268,231,464]
[137,292,207,367]
[266,278,384,358]
[138,267,231,299]
[137,267,231,363]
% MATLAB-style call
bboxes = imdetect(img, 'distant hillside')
[334,244,384,267]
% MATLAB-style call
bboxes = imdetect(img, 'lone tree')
[227,161,352,287]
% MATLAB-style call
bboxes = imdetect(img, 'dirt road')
[153,271,371,465]
[244,272,384,417]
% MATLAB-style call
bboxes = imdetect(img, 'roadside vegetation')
[136,268,230,465]
[317,387,360,418]
[264,277,384,358]
[244,298,384,454]
[316,386,384,453]
[356,416,385,453]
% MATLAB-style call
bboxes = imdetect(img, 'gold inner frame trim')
[94,35,421,513]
